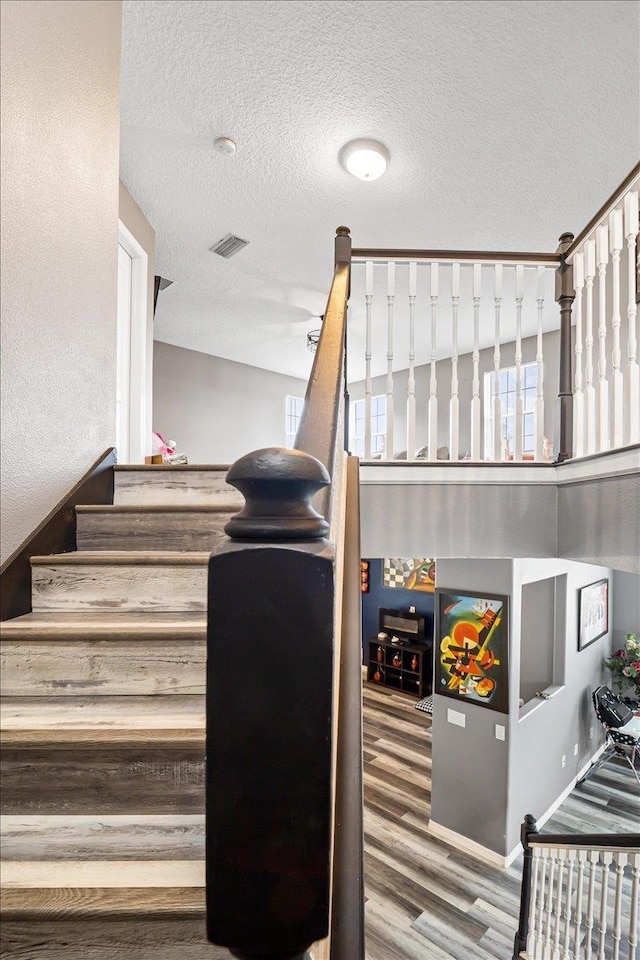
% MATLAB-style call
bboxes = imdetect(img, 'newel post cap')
[225,447,331,541]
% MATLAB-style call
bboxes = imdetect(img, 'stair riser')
[1,749,204,814]
[76,512,233,551]
[31,564,208,612]
[1,917,223,960]
[114,470,236,506]
[1,640,205,696]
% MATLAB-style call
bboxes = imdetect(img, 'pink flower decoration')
[622,667,632,677]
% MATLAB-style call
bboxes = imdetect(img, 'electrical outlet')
[574,743,579,756]
[561,754,566,767]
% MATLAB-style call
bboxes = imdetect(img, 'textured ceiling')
[120,0,640,381]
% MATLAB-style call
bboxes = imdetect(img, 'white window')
[352,395,387,458]
[484,362,539,459]
[285,395,304,447]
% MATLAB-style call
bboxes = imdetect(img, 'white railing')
[352,254,559,462]
[566,174,640,457]
[521,842,640,960]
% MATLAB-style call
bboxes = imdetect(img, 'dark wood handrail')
[351,247,560,264]
[565,159,640,259]
[528,832,640,848]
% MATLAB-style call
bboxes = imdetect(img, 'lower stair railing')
[513,815,640,960]
[205,228,364,960]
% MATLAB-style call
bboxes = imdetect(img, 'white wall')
[119,181,156,461]
[153,341,308,464]
[0,0,122,563]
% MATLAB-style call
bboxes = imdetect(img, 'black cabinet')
[367,638,432,698]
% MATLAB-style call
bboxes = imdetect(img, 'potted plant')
[604,633,640,702]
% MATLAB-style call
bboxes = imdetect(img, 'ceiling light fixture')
[214,136,236,155]
[307,316,324,353]
[340,138,390,181]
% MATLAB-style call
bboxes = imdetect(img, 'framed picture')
[435,589,509,713]
[383,558,436,592]
[578,578,609,651]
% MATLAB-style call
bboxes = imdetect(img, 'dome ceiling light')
[340,138,390,181]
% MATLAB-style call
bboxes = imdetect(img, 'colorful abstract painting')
[435,589,509,712]
[383,558,436,592]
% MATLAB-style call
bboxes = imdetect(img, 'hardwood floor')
[362,682,639,960]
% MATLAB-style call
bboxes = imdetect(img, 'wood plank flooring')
[362,682,639,960]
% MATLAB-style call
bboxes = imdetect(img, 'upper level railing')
[346,163,640,464]
[513,815,640,960]
[206,229,364,960]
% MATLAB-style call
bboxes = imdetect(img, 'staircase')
[0,464,242,960]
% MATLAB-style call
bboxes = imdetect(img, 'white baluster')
[544,853,557,958]
[428,263,438,460]
[584,239,597,455]
[629,851,639,960]
[553,854,566,958]
[450,262,460,461]
[561,851,575,960]
[625,191,639,444]
[493,264,503,460]
[573,850,587,960]
[385,261,395,460]
[406,262,417,460]
[611,851,627,960]
[597,852,612,960]
[514,264,524,460]
[535,266,545,461]
[610,210,624,449]
[364,261,373,460]
[585,848,599,960]
[573,253,586,458]
[596,225,610,451]
[471,264,482,460]
[536,852,549,958]
[528,849,542,957]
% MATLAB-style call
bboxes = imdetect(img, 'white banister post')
[535,266,546,460]
[471,264,482,460]
[364,260,373,460]
[561,851,575,960]
[449,262,460,461]
[609,210,624,449]
[407,262,417,460]
[536,854,549,958]
[493,264,503,460]
[596,224,610,451]
[585,848,598,960]
[573,254,585,458]
[385,261,395,460]
[584,239,597,455]
[428,263,438,460]
[629,851,639,960]
[597,851,613,960]
[544,854,557,958]
[625,191,639,444]
[573,851,587,960]
[514,264,524,460]
[611,852,627,960]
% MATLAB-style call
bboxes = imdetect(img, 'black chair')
[587,685,640,786]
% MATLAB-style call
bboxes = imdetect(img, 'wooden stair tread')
[1,696,205,742]
[1,814,204,861]
[1,884,205,918]
[114,464,230,472]
[2,860,205,889]
[30,551,214,566]
[75,504,241,514]
[0,611,206,640]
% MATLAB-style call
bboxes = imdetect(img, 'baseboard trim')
[426,820,516,869]
[428,742,608,870]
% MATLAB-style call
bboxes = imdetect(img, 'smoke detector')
[214,137,236,155]
[209,233,250,259]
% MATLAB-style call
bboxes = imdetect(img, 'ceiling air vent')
[209,233,249,259]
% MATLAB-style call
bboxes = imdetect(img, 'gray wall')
[429,558,612,858]
[557,474,640,574]
[153,340,308,464]
[611,570,640,649]
[350,330,560,458]
[520,577,556,704]
[0,0,122,562]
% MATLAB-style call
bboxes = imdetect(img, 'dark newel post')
[512,814,539,960]
[206,450,334,960]
[335,227,352,454]
[554,232,575,462]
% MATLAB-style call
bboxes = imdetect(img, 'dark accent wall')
[361,558,435,659]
